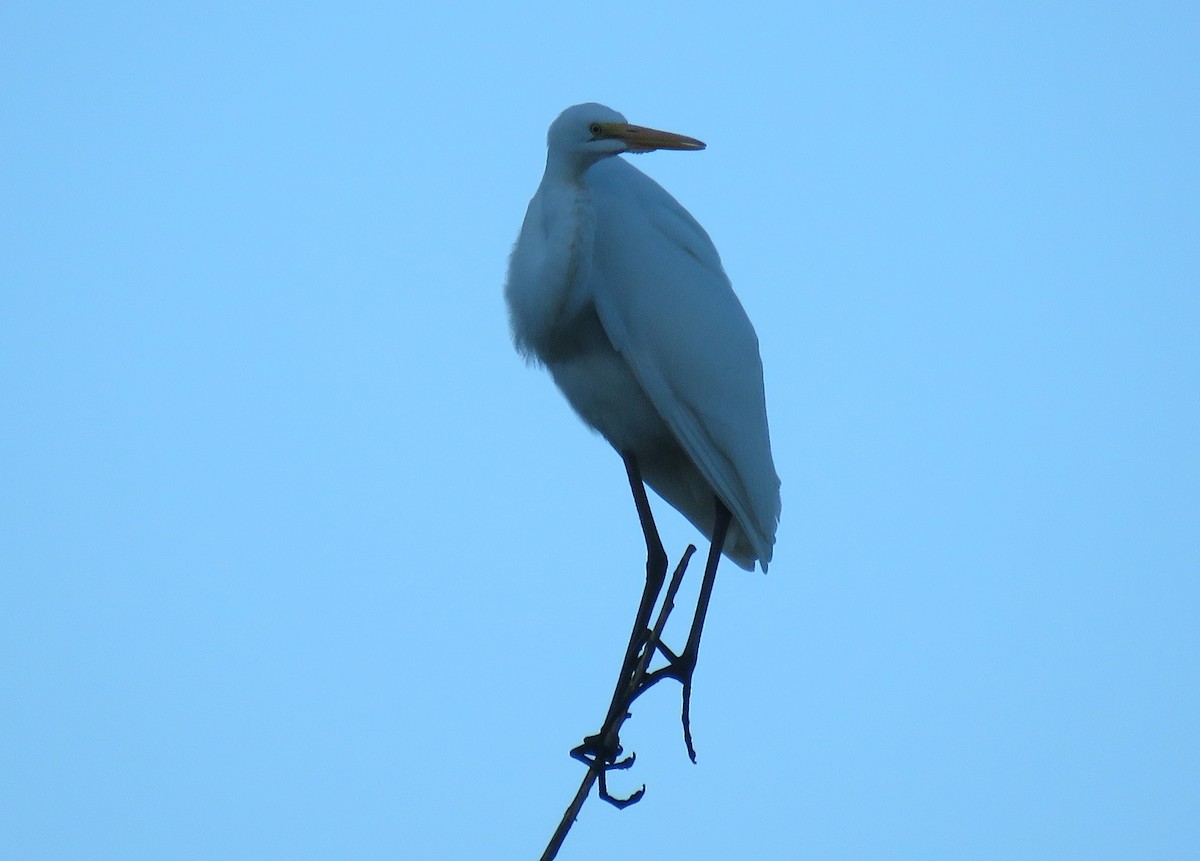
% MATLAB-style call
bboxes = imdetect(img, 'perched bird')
[504,103,780,570]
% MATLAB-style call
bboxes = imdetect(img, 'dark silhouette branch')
[540,544,696,861]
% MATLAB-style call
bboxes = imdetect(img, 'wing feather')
[586,158,780,567]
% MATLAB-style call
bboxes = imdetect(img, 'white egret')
[505,104,780,787]
[506,102,780,567]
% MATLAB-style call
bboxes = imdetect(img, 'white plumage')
[505,103,780,571]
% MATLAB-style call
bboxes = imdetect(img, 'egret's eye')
[588,123,603,137]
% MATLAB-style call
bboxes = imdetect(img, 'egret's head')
[546,103,705,170]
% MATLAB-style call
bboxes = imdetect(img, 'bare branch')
[539,545,697,860]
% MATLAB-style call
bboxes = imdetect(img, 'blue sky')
[2,3,1197,859]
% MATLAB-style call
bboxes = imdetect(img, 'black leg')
[571,453,668,776]
[639,496,732,762]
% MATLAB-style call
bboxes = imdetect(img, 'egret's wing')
[586,158,780,566]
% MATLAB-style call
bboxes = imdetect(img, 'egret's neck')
[543,147,608,188]
[504,156,599,359]
[535,159,595,318]
[535,149,601,282]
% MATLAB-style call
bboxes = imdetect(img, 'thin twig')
[539,546,697,861]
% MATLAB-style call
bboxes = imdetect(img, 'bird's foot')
[639,648,701,762]
[570,733,646,808]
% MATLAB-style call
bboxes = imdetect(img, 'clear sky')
[2,3,1197,859]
